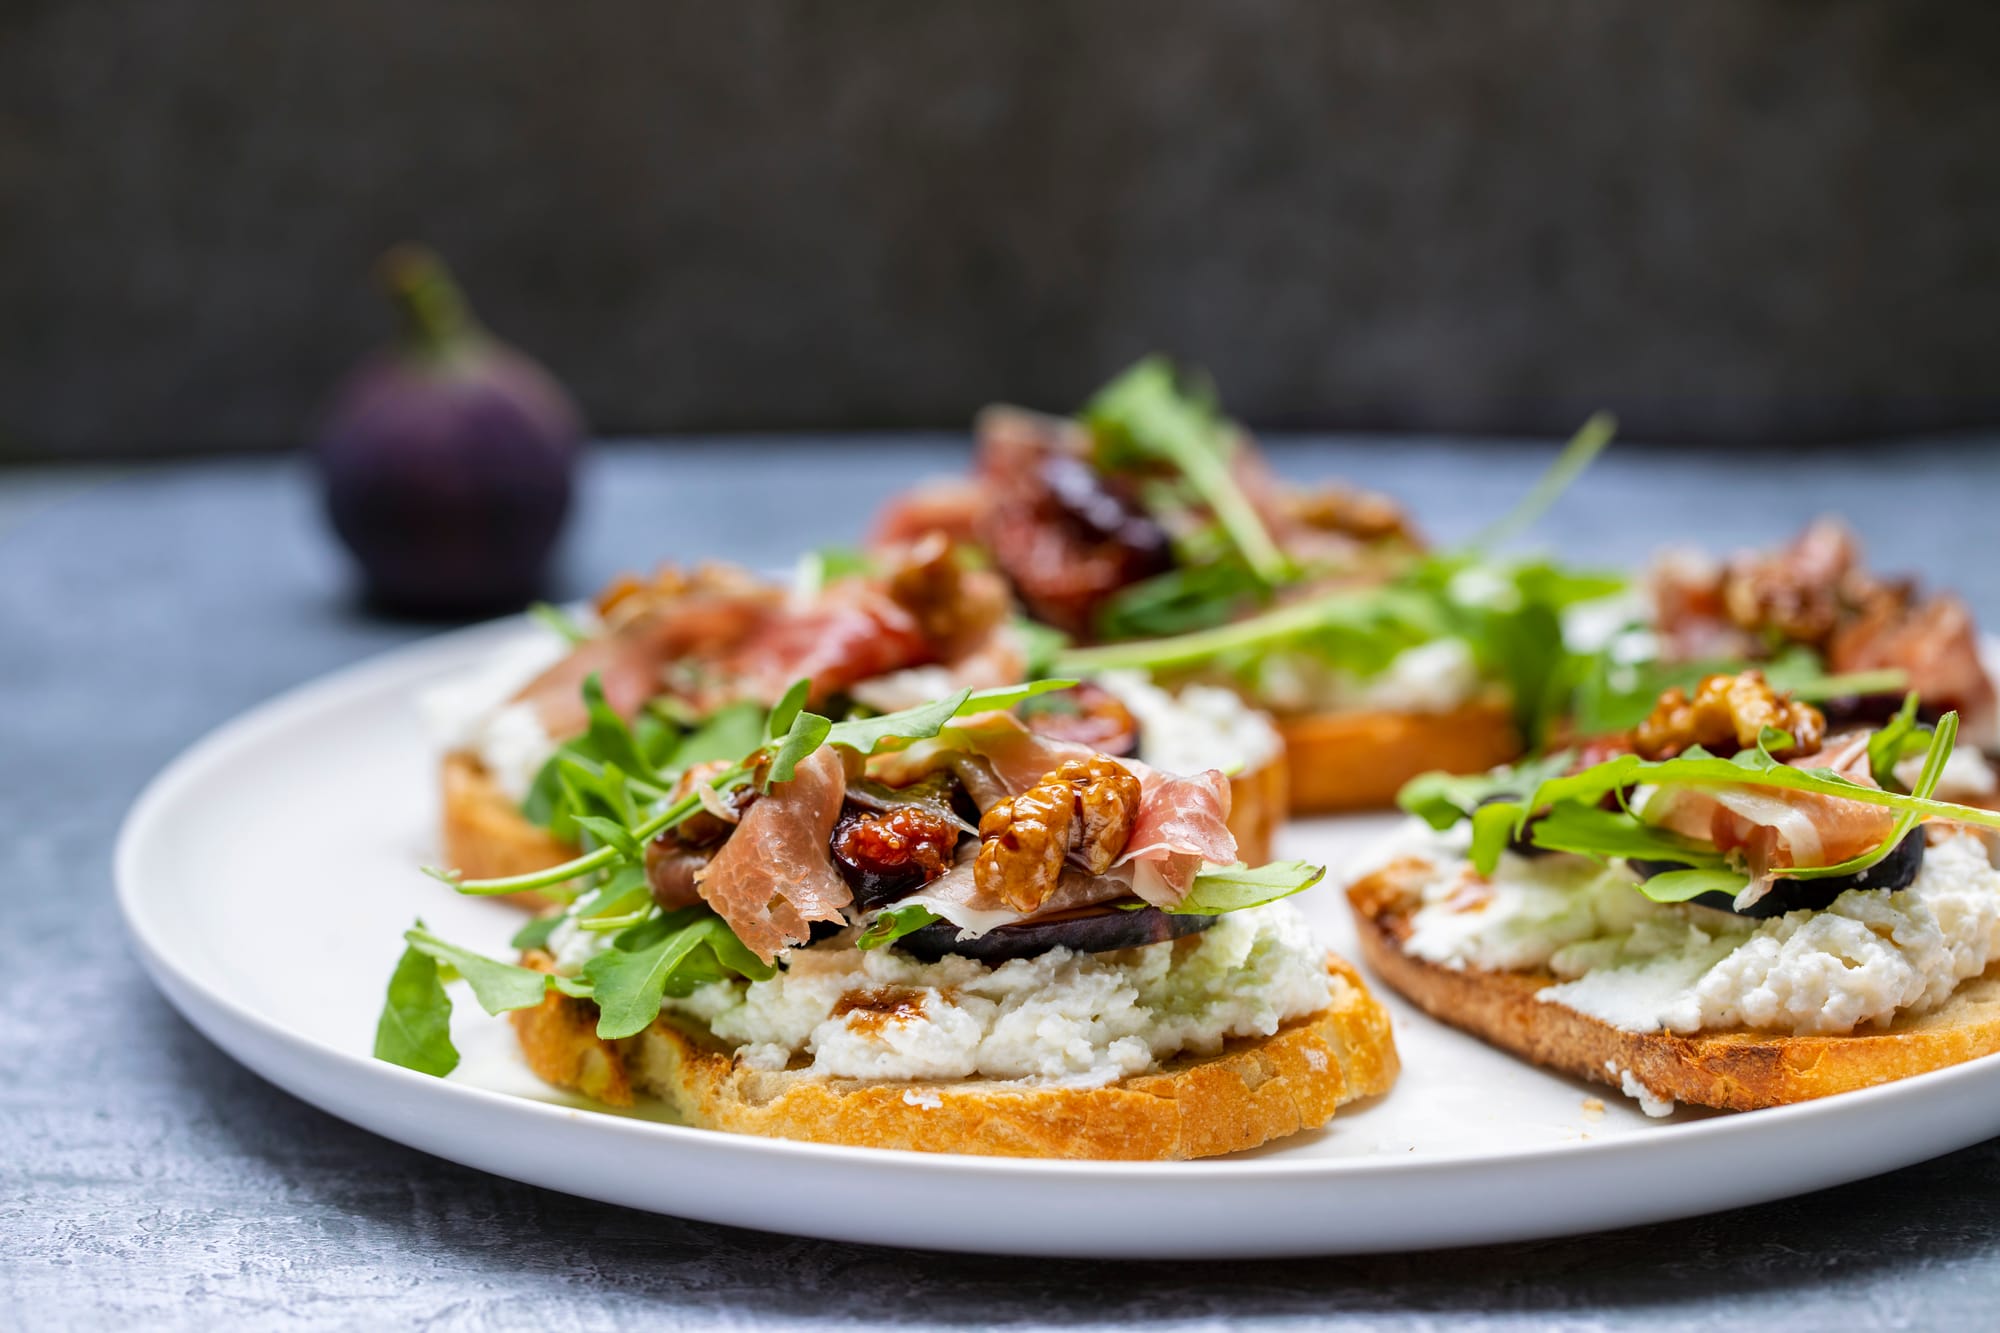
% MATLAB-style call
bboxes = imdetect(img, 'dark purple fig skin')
[891,904,1217,963]
[1631,829,1925,918]
[315,247,582,617]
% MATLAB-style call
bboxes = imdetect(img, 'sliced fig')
[1630,829,1925,918]
[892,902,1216,963]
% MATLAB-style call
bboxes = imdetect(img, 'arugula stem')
[1057,589,1372,673]
[447,770,746,896]
[1788,669,1910,702]
[1468,413,1616,552]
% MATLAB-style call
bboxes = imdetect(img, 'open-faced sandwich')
[1351,669,2000,1115]
[421,538,1288,896]
[876,357,1620,811]
[378,681,1397,1159]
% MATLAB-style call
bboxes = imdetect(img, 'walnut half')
[974,756,1143,913]
[1632,670,1825,761]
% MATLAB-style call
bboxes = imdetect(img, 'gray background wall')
[5,1,1997,460]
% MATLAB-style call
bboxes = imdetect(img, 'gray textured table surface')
[10,435,2000,1331]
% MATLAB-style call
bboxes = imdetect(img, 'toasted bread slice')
[1347,861,2000,1111]
[511,953,1398,1159]
[1278,698,1520,813]
[439,751,575,909]
[441,745,1290,903]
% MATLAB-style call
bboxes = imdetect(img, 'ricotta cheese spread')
[1246,637,1484,717]
[659,904,1333,1085]
[1091,669,1283,777]
[1395,823,2000,1039]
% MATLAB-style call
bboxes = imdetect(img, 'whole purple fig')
[315,245,582,616]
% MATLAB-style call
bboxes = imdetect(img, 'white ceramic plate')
[117,620,2000,1258]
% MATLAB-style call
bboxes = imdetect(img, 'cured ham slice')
[721,582,932,710]
[516,586,778,736]
[1116,767,1236,903]
[1645,738,1899,881]
[695,747,852,962]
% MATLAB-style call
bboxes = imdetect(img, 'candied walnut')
[975,780,1077,913]
[883,532,1010,657]
[591,562,772,629]
[973,756,1142,911]
[1632,671,1825,761]
[830,802,962,909]
[1718,519,1857,649]
[1284,484,1416,545]
[1019,682,1141,757]
[1052,756,1142,875]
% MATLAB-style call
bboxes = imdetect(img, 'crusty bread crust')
[440,752,573,909]
[442,746,1290,903]
[511,953,1398,1159]
[1347,863,2000,1111]
[1278,698,1521,813]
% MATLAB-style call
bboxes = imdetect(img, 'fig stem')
[378,244,478,355]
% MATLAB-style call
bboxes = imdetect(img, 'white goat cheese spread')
[1091,669,1282,777]
[1393,823,2000,1038]
[1248,638,1483,716]
[418,628,574,801]
[658,904,1332,1085]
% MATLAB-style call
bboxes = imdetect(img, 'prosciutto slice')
[721,582,934,709]
[695,747,853,962]
[516,587,778,736]
[1644,738,1899,888]
[1115,767,1236,904]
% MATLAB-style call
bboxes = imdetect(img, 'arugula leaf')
[1093,560,1268,640]
[856,904,943,951]
[1015,618,1070,678]
[765,710,834,786]
[583,910,776,1040]
[574,865,656,932]
[766,678,811,743]
[510,914,563,951]
[572,814,645,860]
[446,771,747,896]
[1781,711,1956,884]
[1082,357,1294,584]
[1525,804,1731,867]
[1637,868,1748,903]
[1169,860,1326,914]
[1397,750,1577,831]
[402,923,553,1014]
[674,701,768,771]
[1056,585,1420,675]
[374,942,458,1076]
[1867,693,1929,792]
